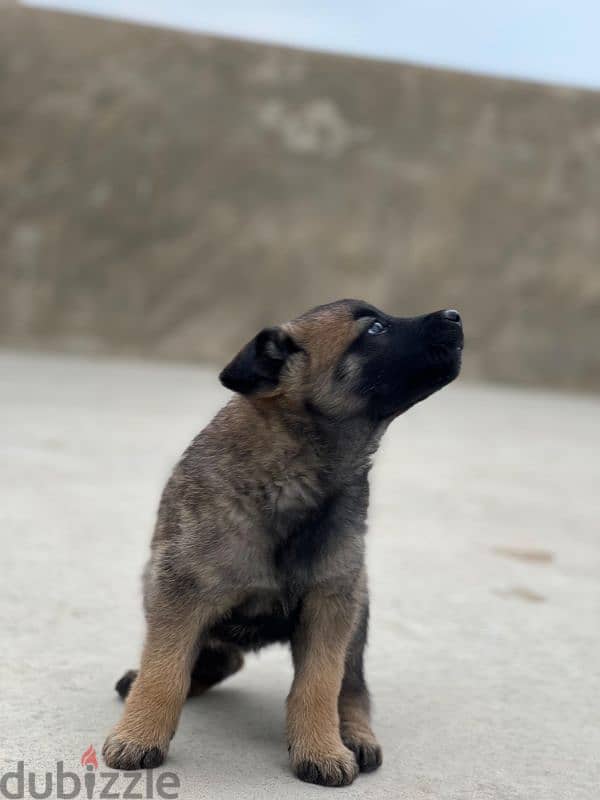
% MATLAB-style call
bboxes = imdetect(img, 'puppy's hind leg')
[189,643,244,695]
[113,644,244,701]
[338,597,382,773]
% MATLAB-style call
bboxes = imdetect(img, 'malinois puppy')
[103,299,463,786]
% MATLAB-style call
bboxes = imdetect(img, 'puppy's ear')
[219,327,301,395]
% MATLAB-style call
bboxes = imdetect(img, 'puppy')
[103,299,463,786]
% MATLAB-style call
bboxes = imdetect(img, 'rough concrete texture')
[1,350,599,799]
[2,4,600,391]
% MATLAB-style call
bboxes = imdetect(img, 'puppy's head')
[220,300,463,422]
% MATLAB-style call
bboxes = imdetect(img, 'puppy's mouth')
[421,334,464,392]
[380,349,462,420]
[428,338,464,367]
[430,329,464,375]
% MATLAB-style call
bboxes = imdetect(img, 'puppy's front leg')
[287,586,360,786]
[103,599,219,770]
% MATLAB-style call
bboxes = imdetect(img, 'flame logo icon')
[80,745,98,769]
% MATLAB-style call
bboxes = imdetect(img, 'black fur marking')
[350,303,380,320]
[273,491,341,575]
[191,646,231,681]
[345,740,382,772]
[209,607,299,651]
[295,758,357,787]
[189,644,243,688]
[140,747,165,769]
[220,327,301,395]
[341,600,369,697]
[115,669,138,700]
[103,740,166,771]
[349,311,463,420]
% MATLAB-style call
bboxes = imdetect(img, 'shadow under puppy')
[103,299,463,786]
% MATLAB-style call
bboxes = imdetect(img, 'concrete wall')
[2,3,600,390]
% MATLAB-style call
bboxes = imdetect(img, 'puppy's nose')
[442,309,461,324]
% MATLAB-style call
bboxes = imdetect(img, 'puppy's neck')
[249,395,384,482]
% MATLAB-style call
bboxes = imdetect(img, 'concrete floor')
[1,350,599,800]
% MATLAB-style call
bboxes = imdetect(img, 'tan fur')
[103,600,232,769]
[282,306,368,417]
[286,587,361,786]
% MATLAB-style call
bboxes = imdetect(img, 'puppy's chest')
[267,478,368,582]
[268,467,324,521]
[208,481,368,649]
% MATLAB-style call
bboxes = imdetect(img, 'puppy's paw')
[291,746,359,786]
[341,732,382,773]
[114,669,138,700]
[102,730,167,771]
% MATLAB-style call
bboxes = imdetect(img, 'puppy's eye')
[367,320,387,335]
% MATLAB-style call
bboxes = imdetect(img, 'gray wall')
[2,3,600,390]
